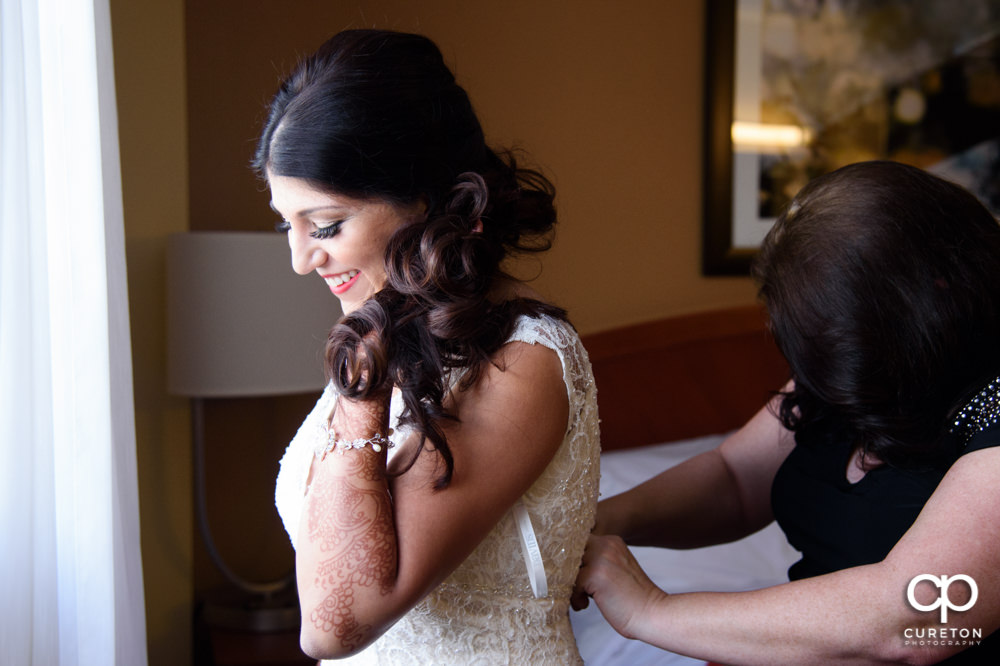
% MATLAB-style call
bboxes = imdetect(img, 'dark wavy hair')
[753,160,1000,468]
[254,30,565,486]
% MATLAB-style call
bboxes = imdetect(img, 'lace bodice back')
[274,314,601,664]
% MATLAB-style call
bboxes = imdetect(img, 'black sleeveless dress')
[771,413,1000,664]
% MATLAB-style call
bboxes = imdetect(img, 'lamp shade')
[167,232,340,397]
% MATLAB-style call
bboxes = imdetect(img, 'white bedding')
[570,434,801,665]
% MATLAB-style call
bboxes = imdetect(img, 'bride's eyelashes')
[274,219,344,239]
[310,222,343,239]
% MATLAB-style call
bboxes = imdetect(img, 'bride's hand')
[328,390,391,445]
[327,330,393,439]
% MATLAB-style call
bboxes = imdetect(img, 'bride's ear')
[415,195,430,220]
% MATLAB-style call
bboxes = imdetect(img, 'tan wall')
[114,0,756,663]
[185,0,757,331]
[110,0,192,664]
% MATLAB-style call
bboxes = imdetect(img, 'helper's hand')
[571,534,669,640]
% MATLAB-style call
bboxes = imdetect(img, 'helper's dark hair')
[254,30,565,487]
[753,160,1000,468]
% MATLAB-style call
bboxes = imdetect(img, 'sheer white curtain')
[1,0,148,664]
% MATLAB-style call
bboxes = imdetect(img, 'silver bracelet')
[316,425,393,459]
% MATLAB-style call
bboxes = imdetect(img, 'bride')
[258,29,601,664]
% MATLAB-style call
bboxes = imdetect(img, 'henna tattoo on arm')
[305,444,396,652]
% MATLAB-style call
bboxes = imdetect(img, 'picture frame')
[702,0,1000,276]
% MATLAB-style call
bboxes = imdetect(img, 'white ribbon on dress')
[513,500,547,598]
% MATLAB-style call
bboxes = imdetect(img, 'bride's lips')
[322,269,360,295]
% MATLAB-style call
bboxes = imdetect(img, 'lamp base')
[198,586,301,633]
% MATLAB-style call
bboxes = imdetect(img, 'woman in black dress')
[574,160,1000,665]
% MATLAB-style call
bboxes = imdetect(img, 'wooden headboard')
[580,305,789,451]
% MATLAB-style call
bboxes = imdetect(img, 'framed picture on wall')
[702,0,1000,275]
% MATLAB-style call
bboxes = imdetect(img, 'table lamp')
[166,231,340,631]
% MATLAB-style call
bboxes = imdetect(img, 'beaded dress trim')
[950,376,1000,446]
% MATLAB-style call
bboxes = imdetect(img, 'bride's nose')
[288,227,328,275]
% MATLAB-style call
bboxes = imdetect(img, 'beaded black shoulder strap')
[949,376,1000,447]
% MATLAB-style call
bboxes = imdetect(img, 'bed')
[570,305,801,665]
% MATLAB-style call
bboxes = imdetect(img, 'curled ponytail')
[326,153,565,487]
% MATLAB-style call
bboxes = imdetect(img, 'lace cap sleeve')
[506,313,596,431]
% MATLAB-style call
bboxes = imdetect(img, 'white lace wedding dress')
[274,313,601,665]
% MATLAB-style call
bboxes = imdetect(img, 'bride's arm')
[295,341,569,659]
